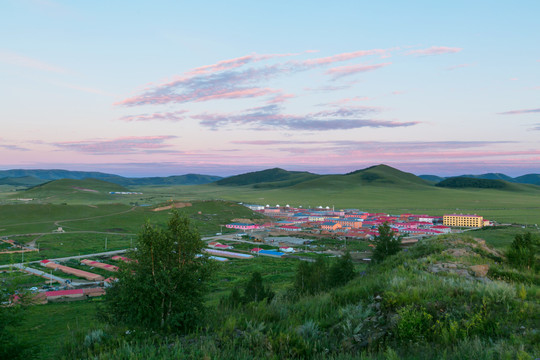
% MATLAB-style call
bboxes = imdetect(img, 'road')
[0,249,129,269]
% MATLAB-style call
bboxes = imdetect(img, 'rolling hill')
[0,169,221,186]
[420,172,540,186]
[9,178,131,203]
[214,164,432,190]
[514,173,540,186]
[0,176,48,187]
[215,168,320,188]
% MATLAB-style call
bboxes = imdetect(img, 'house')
[431,225,451,233]
[278,225,302,232]
[443,214,484,228]
[258,250,285,258]
[321,222,341,231]
[225,223,260,230]
[81,259,119,272]
[279,246,295,253]
[250,248,263,254]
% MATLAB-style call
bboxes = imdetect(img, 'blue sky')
[1,0,539,176]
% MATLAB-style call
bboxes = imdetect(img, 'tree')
[294,256,329,295]
[105,210,213,333]
[507,232,539,271]
[329,250,356,286]
[243,271,274,304]
[371,222,402,263]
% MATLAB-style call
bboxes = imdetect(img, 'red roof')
[46,289,83,297]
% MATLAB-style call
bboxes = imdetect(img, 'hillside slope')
[215,168,320,187]
[0,169,221,186]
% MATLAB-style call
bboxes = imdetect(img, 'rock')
[470,264,490,277]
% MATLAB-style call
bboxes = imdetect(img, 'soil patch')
[152,202,192,212]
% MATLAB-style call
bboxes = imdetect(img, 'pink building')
[225,223,260,230]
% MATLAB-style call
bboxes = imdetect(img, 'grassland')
[21,234,539,360]
[132,182,540,225]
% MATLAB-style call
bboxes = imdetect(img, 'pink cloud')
[186,52,298,76]
[267,92,295,104]
[405,46,462,56]
[326,62,391,79]
[119,110,188,122]
[191,104,416,131]
[53,136,177,154]
[299,49,389,66]
[498,108,540,115]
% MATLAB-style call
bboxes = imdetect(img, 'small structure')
[258,250,285,258]
[203,249,254,259]
[225,223,260,230]
[40,260,104,281]
[111,255,135,263]
[81,259,119,272]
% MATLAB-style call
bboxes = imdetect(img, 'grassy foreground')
[27,233,538,360]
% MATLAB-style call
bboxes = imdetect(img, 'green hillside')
[461,173,516,182]
[435,177,534,191]
[215,168,320,187]
[0,169,221,186]
[116,174,222,186]
[6,179,130,204]
[289,164,432,191]
[0,176,47,187]
[419,174,446,183]
[515,174,540,186]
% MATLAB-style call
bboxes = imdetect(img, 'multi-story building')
[443,214,484,228]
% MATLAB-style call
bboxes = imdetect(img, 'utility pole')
[105,237,108,250]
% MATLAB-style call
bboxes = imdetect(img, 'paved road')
[0,249,129,269]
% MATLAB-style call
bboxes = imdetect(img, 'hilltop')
[7,178,130,204]
[420,172,540,186]
[215,165,432,190]
[0,169,221,187]
[215,168,320,188]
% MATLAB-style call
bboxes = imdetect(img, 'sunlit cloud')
[0,144,30,151]
[186,52,298,75]
[191,104,416,131]
[317,97,370,107]
[498,108,540,115]
[116,49,393,107]
[119,110,189,122]
[405,46,462,56]
[52,136,177,154]
[326,62,391,79]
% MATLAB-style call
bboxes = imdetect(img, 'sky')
[1,0,539,177]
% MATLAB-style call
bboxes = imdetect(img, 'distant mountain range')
[213,165,539,191]
[0,169,222,187]
[1,167,539,190]
[419,172,540,186]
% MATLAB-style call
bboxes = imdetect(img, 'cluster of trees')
[295,251,356,295]
[103,215,404,335]
[222,271,275,308]
[507,232,539,271]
